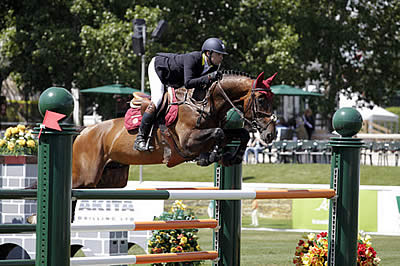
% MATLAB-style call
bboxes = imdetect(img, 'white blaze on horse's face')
[271,114,277,122]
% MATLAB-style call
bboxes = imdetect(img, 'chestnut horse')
[72,71,277,188]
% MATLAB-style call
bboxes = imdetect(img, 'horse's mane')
[221,70,255,79]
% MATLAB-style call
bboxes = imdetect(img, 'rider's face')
[208,52,224,66]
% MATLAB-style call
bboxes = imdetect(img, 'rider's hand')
[208,71,222,82]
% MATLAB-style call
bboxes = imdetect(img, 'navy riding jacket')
[154,51,217,89]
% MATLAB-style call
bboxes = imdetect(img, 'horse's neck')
[212,78,251,112]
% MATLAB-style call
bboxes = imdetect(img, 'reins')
[215,79,276,131]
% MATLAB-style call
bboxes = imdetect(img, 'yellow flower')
[5,128,11,138]
[11,127,19,134]
[0,139,6,147]
[7,142,15,151]
[27,140,36,148]
[17,139,26,147]
[17,124,26,131]
[302,255,311,265]
[180,237,187,244]
[307,233,315,241]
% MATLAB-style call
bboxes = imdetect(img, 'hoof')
[221,152,243,166]
[197,153,212,166]
[209,151,221,163]
[221,152,234,166]
[231,155,244,165]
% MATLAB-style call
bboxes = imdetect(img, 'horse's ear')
[254,72,265,88]
[263,72,278,87]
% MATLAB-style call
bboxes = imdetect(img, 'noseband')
[216,81,277,131]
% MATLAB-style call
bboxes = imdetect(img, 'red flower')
[367,247,377,257]
[298,240,304,246]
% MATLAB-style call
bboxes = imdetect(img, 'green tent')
[80,84,141,95]
[271,84,323,96]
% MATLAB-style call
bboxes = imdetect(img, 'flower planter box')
[0,155,38,224]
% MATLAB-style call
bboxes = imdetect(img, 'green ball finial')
[224,108,244,129]
[38,87,74,118]
[332,107,363,137]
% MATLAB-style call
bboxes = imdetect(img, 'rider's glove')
[208,71,222,83]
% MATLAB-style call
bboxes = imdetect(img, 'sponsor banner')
[74,199,164,224]
[292,190,377,232]
[377,190,400,233]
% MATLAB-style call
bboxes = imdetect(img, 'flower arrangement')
[148,200,203,266]
[0,125,38,156]
[293,231,380,266]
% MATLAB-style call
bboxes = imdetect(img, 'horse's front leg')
[182,128,225,166]
[221,128,250,166]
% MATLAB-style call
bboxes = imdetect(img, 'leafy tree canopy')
[0,0,399,120]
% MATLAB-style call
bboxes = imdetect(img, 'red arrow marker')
[38,110,66,139]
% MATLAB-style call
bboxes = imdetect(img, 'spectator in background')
[250,199,259,226]
[207,200,214,218]
[303,109,315,140]
[295,115,308,140]
[244,132,267,164]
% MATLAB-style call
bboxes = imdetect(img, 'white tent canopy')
[339,91,399,133]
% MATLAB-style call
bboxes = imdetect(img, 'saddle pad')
[124,108,142,131]
[124,88,179,131]
[165,87,178,127]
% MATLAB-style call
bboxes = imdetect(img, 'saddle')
[124,87,213,166]
[125,86,211,132]
[124,87,179,132]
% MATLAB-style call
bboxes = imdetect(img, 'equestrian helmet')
[201,38,228,55]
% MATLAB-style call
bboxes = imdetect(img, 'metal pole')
[328,107,363,266]
[214,109,244,266]
[35,87,78,266]
[217,147,242,266]
[139,24,146,183]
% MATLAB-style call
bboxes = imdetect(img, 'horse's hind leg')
[96,162,129,188]
[72,133,107,188]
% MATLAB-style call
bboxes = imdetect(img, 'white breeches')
[148,57,165,109]
[251,209,258,226]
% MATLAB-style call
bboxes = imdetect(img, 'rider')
[134,37,228,151]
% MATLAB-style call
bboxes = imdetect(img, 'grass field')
[128,163,400,186]
[128,229,400,265]
[125,162,400,265]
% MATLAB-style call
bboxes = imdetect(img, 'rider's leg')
[134,57,164,151]
[134,102,156,151]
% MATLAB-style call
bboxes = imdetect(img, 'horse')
[72,71,277,189]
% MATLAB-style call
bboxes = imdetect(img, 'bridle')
[216,79,277,131]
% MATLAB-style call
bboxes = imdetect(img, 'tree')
[1,0,399,123]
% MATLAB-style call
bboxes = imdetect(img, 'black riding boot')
[134,104,156,151]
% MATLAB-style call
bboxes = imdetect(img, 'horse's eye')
[257,97,265,105]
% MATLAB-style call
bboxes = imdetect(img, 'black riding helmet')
[202,38,228,67]
[201,38,228,55]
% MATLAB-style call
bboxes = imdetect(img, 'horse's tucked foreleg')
[197,128,225,166]
[221,128,250,166]
[183,128,225,166]
[208,128,225,162]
